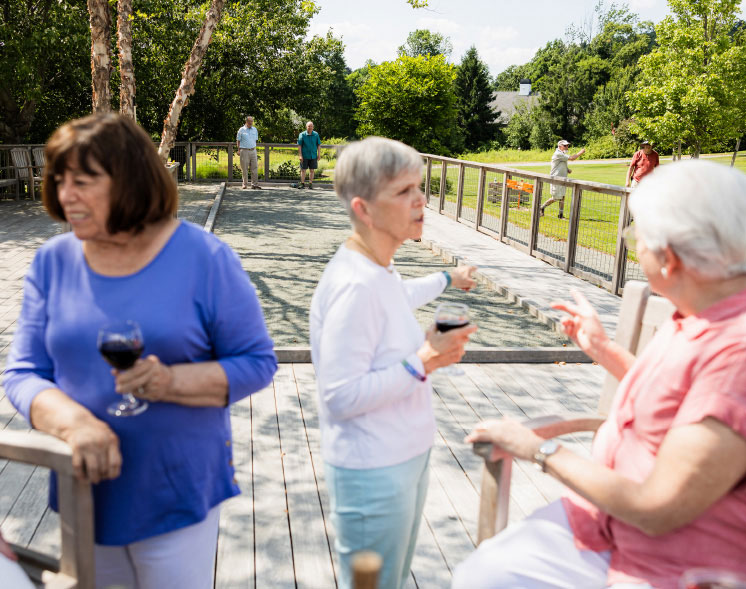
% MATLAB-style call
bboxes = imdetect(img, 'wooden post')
[528,180,543,254]
[227,144,233,183]
[264,145,270,182]
[610,190,631,295]
[192,145,197,182]
[498,173,510,240]
[438,161,447,213]
[563,184,583,273]
[352,551,382,589]
[455,163,465,220]
[424,158,432,203]
[57,474,95,588]
[475,167,486,230]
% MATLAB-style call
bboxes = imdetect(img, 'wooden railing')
[421,154,644,295]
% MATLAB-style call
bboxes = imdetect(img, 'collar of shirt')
[672,287,746,339]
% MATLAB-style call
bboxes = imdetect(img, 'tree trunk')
[117,0,135,118]
[676,140,682,161]
[158,0,226,163]
[731,137,741,167]
[88,0,112,112]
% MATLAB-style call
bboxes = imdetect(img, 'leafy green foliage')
[454,47,499,150]
[397,29,452,58]
[355,55,457,154]
[0,0,90,142]
[629,0,746,156]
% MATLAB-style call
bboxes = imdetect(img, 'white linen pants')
[452,500,653,589]
[95,505,220,589]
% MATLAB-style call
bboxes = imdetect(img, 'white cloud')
[310,20,399,68]
[414,16,465,37]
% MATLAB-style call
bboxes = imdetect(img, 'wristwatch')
[533,439,561,472]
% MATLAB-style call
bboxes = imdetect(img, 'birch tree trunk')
[158,0,226,163]
[117,0,136,118]
[88,0,112,113]
[731,137,741,167]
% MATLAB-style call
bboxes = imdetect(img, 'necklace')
[346,234,393,273]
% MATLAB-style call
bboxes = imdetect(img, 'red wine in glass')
[98,320,148,417]
[434,302,470,376]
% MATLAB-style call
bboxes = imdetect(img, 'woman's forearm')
[162,361,229,407]
[595,340,636,381]
[30,388,102,439]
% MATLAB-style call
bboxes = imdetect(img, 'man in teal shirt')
[297,121,321,189]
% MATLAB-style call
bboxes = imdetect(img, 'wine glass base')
[107,400,149,417]
[435,365,465,376]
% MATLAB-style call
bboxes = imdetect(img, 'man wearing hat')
[626,140,659,188]
[540,140,585,219]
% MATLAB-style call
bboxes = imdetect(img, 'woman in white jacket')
[310,136,477,589]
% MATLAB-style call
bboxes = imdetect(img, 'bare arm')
[467,417,746,536]
[551,290,635,380]
[114,356,229,407]
[625,162,635,187]
[568,148,585,161]
[30,388,121,483]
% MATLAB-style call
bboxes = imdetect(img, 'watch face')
[539,439,560,455]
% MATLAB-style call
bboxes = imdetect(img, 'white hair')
[629,160,746,279]
[334,136,423,215]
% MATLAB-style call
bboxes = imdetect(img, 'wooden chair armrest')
[0,430,75,476]
[471,413,605,544]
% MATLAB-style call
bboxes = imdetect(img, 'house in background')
[490,79,539,125]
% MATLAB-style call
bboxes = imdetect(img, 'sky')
[308,0,745,79]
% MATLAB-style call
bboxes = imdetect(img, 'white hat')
[557,140,570,147]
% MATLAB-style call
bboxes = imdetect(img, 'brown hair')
[43,113,177,234]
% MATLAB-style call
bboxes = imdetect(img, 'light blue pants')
[325,449,431,589]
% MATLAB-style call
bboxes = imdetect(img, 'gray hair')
[334,136,423,215]
[629,160,746,279]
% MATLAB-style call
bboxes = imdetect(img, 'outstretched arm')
[551,290,635,380]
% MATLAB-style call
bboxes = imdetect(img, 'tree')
[629,0,745,157]
[0,0,90,142]
[398,29,452,58]
[454,47,498,150]
[88,0,112,112]
[355,54,457,154]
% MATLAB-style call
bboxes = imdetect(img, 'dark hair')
[43,113,177,234]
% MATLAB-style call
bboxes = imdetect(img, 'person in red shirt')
[454,160,746,589]
[625,140,659,188]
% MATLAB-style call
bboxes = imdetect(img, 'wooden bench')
[472,281,675,542]
[10,148,42,200]
[0,430,94,588]
[487,180,533,207]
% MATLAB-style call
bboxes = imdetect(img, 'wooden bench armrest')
[0,430,75,476]
[471,413,605,544]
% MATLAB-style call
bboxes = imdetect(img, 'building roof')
[489,91,539,125]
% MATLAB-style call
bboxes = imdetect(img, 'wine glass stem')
[123,392,138,406]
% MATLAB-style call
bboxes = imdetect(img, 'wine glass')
[433,302,470,376]
[680,569,746,589]
[98,320,148,417]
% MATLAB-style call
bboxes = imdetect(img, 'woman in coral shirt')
[454,160,746,589]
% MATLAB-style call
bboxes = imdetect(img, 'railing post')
[528,180,542,254]
[438,161,447,213]
[498,172,510,240]
[425,158,432,203]
[563,184,583,273]
[611,190,631,295]
[227,144,233,183]
[475,167,486,230]
[192,144,198,182]
[455,163,465,220]
[264,145,270,182]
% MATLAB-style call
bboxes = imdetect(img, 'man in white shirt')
[236,116,261,189]
[540,139,585,219]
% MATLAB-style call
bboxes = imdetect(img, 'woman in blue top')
[3,114,277,588]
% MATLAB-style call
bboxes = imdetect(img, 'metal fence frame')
[421,153,641,296]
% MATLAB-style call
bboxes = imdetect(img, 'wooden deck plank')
[273,365,336,589]
[250,381,295,588]
[216,395,256,589]
[1,465,49,546]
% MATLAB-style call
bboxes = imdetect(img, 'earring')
[661,267,669,278]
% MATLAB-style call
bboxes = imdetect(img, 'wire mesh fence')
[421,154,640,296]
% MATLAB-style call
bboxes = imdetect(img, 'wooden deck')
[0,361,604,588]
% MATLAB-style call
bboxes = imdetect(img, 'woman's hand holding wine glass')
[114,355,175,403]
[418,304,476,375]
[99,320,149,417]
